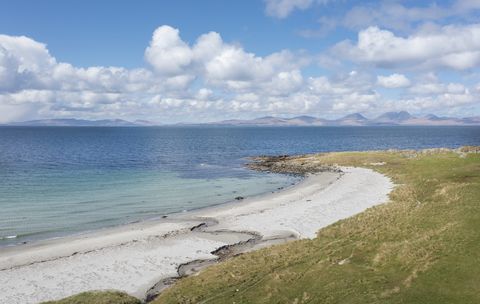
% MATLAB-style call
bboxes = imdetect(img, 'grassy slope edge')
[41,291,141,304]
[153,148,480,304]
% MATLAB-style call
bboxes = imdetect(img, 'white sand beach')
[0,167,393,304]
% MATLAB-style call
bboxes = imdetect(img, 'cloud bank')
[0,23,479,123]
[335,24,480,70]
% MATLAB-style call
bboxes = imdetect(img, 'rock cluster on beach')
[247,154,341,175]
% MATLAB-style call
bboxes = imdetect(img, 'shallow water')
[0,126,479,246]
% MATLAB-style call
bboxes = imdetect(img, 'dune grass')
[41,291,141,304]
[153,150,480,304]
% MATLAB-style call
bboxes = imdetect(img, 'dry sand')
[0,167,393,303]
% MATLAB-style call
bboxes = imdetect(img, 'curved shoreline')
[0,167,393,304]
[0,173,307,268]
[0,170,301,250]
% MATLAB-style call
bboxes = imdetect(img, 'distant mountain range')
[208,111,480,126]
[4,111,480,127]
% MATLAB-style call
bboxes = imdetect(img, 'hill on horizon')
[4,111,480,127]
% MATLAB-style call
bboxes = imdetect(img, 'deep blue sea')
[1,126,479,246]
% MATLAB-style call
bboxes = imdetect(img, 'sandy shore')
[0,167,393,303]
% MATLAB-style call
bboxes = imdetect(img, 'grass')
[41,291,141,304]
[153,149,480,304]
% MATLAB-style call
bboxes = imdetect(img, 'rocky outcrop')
[247,155,341,175]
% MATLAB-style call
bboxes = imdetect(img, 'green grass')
[153,150,480,304]
[41,291,141,304]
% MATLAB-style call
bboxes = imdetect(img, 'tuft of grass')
[153,150,480,304]
[41,290,141,304]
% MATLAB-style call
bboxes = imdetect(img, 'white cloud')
[264,0,314,18]
[298,0,480,37]
[0,46,19,90]
[335,24,480,70]
[304,71,380,114]
[377,74,411,88]
[264,0,334,18]
[0,24,478,123]
[195,88,214,101]
[145,25,193,76]
[342,2,447,33]
[0,35,56,91]
[409,79,468,95]
[145,26,301,91]
[0,35,55,72]
[144,27,306,91]
[0,26,310,122]
[267,0,480,24]
[393,92,476,112]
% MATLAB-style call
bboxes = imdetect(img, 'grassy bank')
[45,148,480,303]
[154,148,480,303]
[42,291,141,304]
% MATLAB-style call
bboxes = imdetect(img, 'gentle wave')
[0,235,17,240]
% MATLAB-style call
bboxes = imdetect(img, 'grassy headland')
[154,147,480,303]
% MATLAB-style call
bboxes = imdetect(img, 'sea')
[1,126,479,247]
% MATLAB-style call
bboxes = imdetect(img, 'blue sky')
[0,0,346,67]
[0,0,479,123]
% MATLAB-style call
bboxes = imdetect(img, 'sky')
[1,0,480,123]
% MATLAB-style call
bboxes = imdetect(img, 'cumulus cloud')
[0,26,310,122]
[334,24,480,70]
[377,74,411,88]
[304,70,380,114]
[0,24,478,123]
[0,34,162,122]
[145,26,193,76]
[409,78,468,95]
[0,35,57,91]
[0,47,19,90]
[380,73,478,114]
[144,27,305,90]
[0,35,55,72]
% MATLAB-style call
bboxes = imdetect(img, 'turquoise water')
[0,168,296,246]
[0,126,479,246]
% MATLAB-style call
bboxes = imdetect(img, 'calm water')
[1,126,479,246]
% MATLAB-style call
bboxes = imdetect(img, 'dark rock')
[246,154,340,175]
